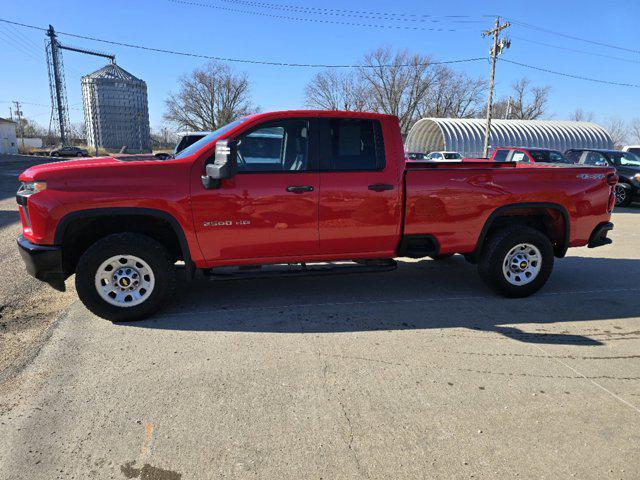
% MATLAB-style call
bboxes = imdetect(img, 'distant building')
[406,118,614,158]
[82,63,151,153]
[0,118,18,154]
[17,138,43,149]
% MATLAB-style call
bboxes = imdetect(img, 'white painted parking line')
[531,343,640,414]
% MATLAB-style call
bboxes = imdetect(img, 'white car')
[426,151,463,161]
[622,146,640,156]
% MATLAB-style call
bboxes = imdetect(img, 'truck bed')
[403,162,614,255]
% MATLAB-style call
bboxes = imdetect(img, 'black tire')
[614,183,632,207]
[75,233,175,321]
[477,226,554,298]
[429,253,454,260]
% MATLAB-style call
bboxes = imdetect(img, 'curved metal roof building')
[405,118,613,157]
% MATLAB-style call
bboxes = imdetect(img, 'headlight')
[634,173,640,183]
[17,181,47,196]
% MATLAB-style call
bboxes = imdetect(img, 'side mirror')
[201,139,238,189]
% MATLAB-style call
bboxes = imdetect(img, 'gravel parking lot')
[0,154,639,479]
[0,154,74,377]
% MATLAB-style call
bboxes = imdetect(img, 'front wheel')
[478,226,554,298]
[75,233,175,321]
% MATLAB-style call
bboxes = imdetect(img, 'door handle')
[368,184,394,192]
[286,185,314,193]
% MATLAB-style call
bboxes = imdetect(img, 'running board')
[203,260,397,281]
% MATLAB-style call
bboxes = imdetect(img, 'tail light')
[607,173,619,186]
[608,193,616,212]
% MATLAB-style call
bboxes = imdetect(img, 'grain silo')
[82,63,151,153]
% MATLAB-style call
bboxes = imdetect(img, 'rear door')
[317,117,402,256]
[191,118,320,262]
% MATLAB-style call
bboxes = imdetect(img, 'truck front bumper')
[588,222,614,249]
[17,235,66,291]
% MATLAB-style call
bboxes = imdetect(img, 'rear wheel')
[614,183,632,207]
[75,233,175,321]
[478,226,554,298]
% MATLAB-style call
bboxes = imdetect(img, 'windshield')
[528,150,572,164]
[174,119,245,159]
[610,151,640,167]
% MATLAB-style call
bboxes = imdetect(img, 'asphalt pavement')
[0,154,639,479]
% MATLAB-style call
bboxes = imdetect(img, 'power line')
[4,21,42,51]
[0,25,42,62]
[1,15,638,91]
[205,0,488,23]
[168,0,466,32]
[507,18,640,54]
[512,35,640,65]
[0,17,485,68]
[0,99,82,110]
[499,58,640,88]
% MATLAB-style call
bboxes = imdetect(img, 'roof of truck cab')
[243,110,398,121]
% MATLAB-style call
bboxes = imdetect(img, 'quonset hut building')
[405,118,613,158]
[82,63,151,153]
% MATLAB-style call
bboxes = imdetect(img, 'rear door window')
[319,118,385,171]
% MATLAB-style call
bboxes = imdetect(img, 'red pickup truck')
[16,110,617,321]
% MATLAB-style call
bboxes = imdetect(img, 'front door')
[191,118,319,263]
[317,117,402,256]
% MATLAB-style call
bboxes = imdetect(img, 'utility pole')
[46,25,67,145]
[13,101,24,149]
[45,24,114,150]
[482,17,510,158]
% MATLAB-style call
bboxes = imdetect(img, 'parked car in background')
[175,131,210,154]
[426,151,463,161]
[405,152,429,161]
[622,146,640,156]
[49,146,88,158]
[565,148,640,206]
[491,147,572,164]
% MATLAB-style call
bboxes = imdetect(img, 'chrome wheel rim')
[94,255,155,307]
[615,185,627,205]
[502,243,542,286]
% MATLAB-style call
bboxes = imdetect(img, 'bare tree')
[606,117,629,147]
[305,69,369,111]
[151,124,179,149]
[507,78,550,120]
[629,118,640,144]
[164,61,257,131]
[569,108,595,122]
[358,47,434,136]
[419,65,487,118]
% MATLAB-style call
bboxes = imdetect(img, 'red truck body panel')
[18,110,615,271]
[405,163,613,254]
